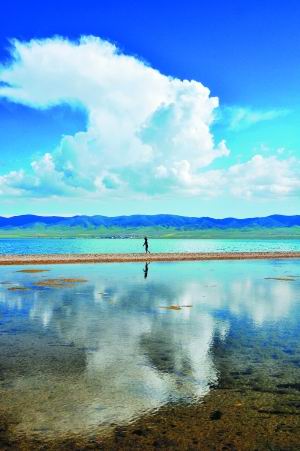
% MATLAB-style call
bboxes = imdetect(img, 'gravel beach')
[0,251,300,265]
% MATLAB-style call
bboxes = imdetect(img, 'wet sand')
[1,251,300,265]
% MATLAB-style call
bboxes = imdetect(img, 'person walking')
[143,236,150,254]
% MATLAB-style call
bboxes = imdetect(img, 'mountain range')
[0,214,299,232]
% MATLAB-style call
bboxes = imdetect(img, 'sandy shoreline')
[0,251,300,265]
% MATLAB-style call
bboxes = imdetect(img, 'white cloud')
[0,36,299,203]
[0,170,25,196]
[153,153,300,199]
[227,155,300,198]
[0,36,229,198]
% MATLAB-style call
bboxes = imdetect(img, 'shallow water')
[1,237,300,254]
[0,260,300,445]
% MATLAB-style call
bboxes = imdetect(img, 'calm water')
[0,259,300,443]
[1,238,300,254]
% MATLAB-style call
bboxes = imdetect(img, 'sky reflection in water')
[2,238,300,254]
[0,260,300,440]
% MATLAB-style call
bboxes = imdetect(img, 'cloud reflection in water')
[0,259,299,439]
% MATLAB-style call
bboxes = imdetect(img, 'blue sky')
[0,0,299,217]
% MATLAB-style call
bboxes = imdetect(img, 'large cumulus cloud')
[0,36,228,198]
[0,36,299,202]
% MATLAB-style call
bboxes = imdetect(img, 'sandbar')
[0,251,300,265]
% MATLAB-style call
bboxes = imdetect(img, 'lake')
[0,259,300,449]
[1,237,300,254]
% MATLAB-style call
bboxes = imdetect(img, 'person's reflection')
[143,262,150,279]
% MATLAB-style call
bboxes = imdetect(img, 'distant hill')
[0,214,299,238]
[0,213,300,229]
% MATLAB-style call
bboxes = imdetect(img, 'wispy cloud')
[220,106,290,131]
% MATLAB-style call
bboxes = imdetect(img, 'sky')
[0,0,300,218]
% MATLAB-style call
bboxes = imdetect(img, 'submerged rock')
[210,410,223,420]
[16,269,49,273]
[33,278,88,288]
[7,286,29,291]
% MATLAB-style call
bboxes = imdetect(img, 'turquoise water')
[0,259,300,443]
[1,238,300,254]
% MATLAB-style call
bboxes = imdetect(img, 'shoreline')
[0,251,300,265]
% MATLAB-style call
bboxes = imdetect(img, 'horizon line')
[1,213,299,220]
